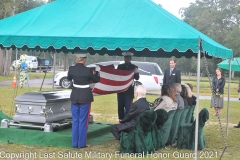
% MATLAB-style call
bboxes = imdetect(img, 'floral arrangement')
[215,92,222,98]
[12,54,33,88]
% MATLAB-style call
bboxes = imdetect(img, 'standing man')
[67,50,100,148]
[163,59,181,85]
[111,85,149,140]
[117,52,140,121]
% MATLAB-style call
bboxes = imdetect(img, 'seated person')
[154,85,177,112]
[111,85,150,140]
[180,85,189,107]
[172,83,184,109]
[186,83,196,105]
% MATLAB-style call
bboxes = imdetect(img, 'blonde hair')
[76,57,86,63]
[184,84,192,98]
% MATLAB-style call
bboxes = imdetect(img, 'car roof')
[87,61,158,66]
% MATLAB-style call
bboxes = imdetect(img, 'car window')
[132,62,163,76]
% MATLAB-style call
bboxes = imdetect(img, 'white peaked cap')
[122,52,134,56]
[74,50,88,58]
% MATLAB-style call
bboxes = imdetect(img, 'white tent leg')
[226,59,232,136]
[52,51,56,91]
[194,38,201,160]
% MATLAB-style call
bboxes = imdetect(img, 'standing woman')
[67,50,100,148]
[211,68,225,116]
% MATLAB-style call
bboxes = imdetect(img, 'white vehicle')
[12,56,51,71]
[54,61,163,90]
[12,56,38,70]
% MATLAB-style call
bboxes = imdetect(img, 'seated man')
[172,83,184,109]
[111,85,150,140]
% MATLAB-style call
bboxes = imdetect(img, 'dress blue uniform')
[67,54,100,148]
[117,52,139,120]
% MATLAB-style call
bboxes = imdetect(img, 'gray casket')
[13,91,71,123]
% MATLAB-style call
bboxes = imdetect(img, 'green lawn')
[0,86,239,160]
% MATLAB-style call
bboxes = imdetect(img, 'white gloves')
[95,65,101,72]
[134,68,139,74]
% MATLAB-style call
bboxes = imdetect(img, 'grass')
[0,86,240,160]
[0,71,53,81]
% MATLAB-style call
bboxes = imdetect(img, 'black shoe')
[79,145,88,148]
[239,98,240,100]
[234,123,240,128]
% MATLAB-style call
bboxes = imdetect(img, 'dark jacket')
[212,76,225,94]
[67,63,100,103]
[187,95,196,106]
[117,62,139,98]
[163,67,181,85]
[116,98,150,131]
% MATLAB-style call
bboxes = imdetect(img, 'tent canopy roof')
[0,0,233,58]
[218,57,240,71]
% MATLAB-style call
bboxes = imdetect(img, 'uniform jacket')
[154,95,177,112]
[116,98,150,131]
[163,67,181,85]
[117,62,139,98]
[67,63,100,103]
[212,76,225,94]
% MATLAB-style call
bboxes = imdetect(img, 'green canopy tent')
[0,0,233,158]
[218,58,240,71]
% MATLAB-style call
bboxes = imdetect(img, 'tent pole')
[226,58,232,136]
[52,51,56,91]
[194,38,201,160]
[15,49,18,75]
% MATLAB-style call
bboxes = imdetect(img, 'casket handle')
[28,106,34,114]
[46,108,53,115]
[61,106,66,112]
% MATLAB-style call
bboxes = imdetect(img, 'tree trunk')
[232,71,235,78]
[64,53,68,71]
[0,49,4,74]
[0,49,12,76]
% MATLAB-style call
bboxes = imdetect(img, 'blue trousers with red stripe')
[71,102,90,148]
[117,94,133,120]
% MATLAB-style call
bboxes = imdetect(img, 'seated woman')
[186,83,196,105]
[180,85,189,107]
[154,85,177,112]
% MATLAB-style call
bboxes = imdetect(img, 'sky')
[152,0,195,18]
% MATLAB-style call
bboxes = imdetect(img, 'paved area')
[0,78,57,89]
[0,79,239,101]
[146,92,239,102]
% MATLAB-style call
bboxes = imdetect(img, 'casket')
[13,91,72,123]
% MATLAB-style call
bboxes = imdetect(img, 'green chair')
[168,109,184,145]
[185,105,196,123]
[179,106,190,126]
[151,109,168,150]
[119,110,157,154]
[177,108,209,150]
[159,110,176,147]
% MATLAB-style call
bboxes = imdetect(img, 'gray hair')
[172,83,182,93]
[135,85,146,97]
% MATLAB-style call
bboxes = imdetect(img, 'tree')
[180,0,240,74]
[0,0,46,76]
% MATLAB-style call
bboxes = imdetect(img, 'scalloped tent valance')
[0,0,233,58]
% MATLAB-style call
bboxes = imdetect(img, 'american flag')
[92,65,135,95]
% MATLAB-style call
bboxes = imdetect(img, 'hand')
[134,68,139,74]
[95,65,100,72]
[216,89,219,92]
